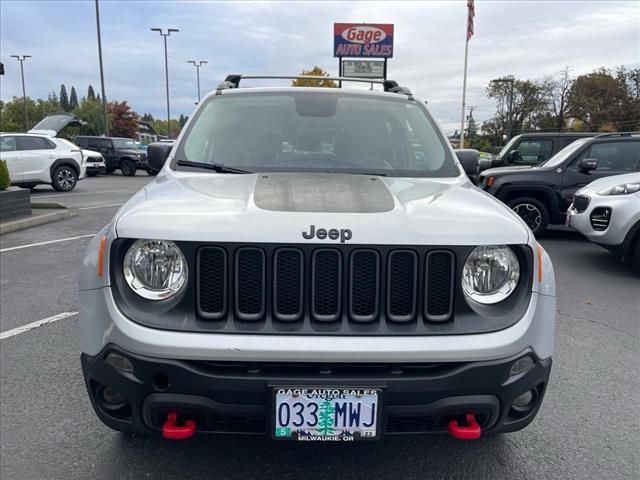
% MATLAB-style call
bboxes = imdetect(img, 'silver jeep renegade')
[79,75,556,441]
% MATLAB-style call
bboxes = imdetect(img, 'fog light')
[510,356,535,376]
[105,353,134,374]
[513,390,534,409]
[101,386,125,406]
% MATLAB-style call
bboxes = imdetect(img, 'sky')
[1,0,639,134]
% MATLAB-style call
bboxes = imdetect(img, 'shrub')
[0,159,11,190]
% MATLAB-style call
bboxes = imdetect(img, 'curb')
[0,208,75,235]
[30,202,69,209]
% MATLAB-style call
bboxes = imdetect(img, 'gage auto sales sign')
[334,23,394,58]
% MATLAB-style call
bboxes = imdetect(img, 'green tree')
[317,400,335,436]
[72,95,106,136]
[0,96,60,131]
[87,85,96,101]
[292,66,337,88]
[0,160,11,190]
[141,112,154,122]
[59,84,70,112]
[179,113,187,127]
[69,86,79,111]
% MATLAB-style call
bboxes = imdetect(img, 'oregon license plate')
[273,387,381,441]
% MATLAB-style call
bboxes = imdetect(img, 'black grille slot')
[312,249,342,321]
[349,250,380,321]
[425,251,454,321]
[197,247,227,319]
[590,207,611,231]
[235,248,265,320]
[273,249,303,321]
[387,250,417,322]
[573,195,590,213]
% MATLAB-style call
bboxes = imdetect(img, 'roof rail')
[216,75,412,95]
[593,131,640,139]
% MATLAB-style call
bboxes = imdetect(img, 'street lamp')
[151,27,179,138]
[95,0,109,136]
[10,55,31,130]
[187,60,208,104]
[492,76,515,142]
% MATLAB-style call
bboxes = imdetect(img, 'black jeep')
[479,133,640,235]
[75,136,154,176]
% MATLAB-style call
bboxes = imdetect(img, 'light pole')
[187,60,207,104]
[151,27,179,138]
[95,0,109,135]
[10,55,31,130]
[492,76,515,142]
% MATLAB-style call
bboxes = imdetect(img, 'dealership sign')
[334,23,394,58]
[342,60,385,78]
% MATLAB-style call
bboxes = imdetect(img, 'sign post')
[334,23,394,81]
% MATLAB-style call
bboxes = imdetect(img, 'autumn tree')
[108,100,138,138]
[292,66,337,88]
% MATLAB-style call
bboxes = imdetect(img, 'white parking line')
[34,190,129,199]
[79,203,123,211]
[0,234,96,253]
[0,311,78,340]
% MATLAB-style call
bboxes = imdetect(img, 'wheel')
[105,166,116,174]
[120,159,136,176]
[52,165,78,192]
[146,169,159,176]
[86,171,99,177]
[508,197,549,236]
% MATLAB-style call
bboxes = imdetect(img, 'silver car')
[79,75,556,441]
[567,172,640,271]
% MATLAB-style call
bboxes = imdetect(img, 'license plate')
[273,387,381,441]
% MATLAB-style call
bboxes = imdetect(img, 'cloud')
[1,0,638,134]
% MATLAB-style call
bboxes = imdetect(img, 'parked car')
[82,149,107,176]
[479,133,640,235]
[478,133,596,174]
[79,74,556,441]
[0,112,88,191]
[567,172,640,271]
[74,136,152,176]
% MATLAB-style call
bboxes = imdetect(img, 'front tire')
[105,166,116,174]
[52,165,78,192]
[120,159,136,177]
[508,197,549,236]
[146,169,159,176]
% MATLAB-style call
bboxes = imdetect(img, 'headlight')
[598,183,640,195]
[462,245,520,304]
[123,240,187,300]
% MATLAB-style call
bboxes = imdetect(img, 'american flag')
[467,0,475,41]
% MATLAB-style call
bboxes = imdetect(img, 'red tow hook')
[162,411,196,440]
[447,412,481,440]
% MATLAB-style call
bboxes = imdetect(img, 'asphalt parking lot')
[1,173,638,480]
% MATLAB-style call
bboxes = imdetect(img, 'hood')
[577,172,640,194]
[119,149,144,156]
[480,165,539,177]
[28,112,86,137]
[115,172,530,246]
[82,149,103,159]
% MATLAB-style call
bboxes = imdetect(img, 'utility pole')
[10,55,31,130]
[187,60,208,104]
[151,28,179,138]
[95,0,109,135]
[465,105,477,140]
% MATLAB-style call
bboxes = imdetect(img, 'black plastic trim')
[197,247,227,320]
[349,249,380,322]
[311,249,342,322]
[235,247,266,321]
[425,250,455,322]
[386,250,418,322]
[273,248,304,321]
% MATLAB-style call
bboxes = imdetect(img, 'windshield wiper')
[176,160,251,174]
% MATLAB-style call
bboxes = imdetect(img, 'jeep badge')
[302,225,352,243]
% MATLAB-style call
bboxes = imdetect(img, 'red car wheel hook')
[162,411,196,440]
[448,412,481,440]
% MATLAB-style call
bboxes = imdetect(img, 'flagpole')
[459,36,469,149]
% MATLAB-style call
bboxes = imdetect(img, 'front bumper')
[87,162,107,174]
[81,345,551,436]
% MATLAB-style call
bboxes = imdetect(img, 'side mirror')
[455,149,480,176]
[148,142,174,172]
[507,149,521,162]
[578,158,598,172]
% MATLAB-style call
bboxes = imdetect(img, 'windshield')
[177,91,456,177]
[540,138,589,168]
[497,136,520,157]
[113,139,137,149]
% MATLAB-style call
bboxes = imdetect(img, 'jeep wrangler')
[79,75,556,441]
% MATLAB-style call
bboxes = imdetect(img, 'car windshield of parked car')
[497,136,520,157]
[113,139,137,149]
[179,91,456,177]
[540,138,589,168]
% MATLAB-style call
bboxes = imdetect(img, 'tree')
[545,66,573,131]
[178,114,188,127]
[59,84,70,112]
[108,100,138,138]
[72,95,106,136]
[291,66,337,88]
[87,85,96,101]
[141,112,154,122]
[0,96,62,132]
[317,400,335,436]
[69,86,79,111]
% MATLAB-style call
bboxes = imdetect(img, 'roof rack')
[216,75,412,96]
[593,131,640,139]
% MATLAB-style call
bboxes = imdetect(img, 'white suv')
[79,76,556,441]
[0,113,87,192]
